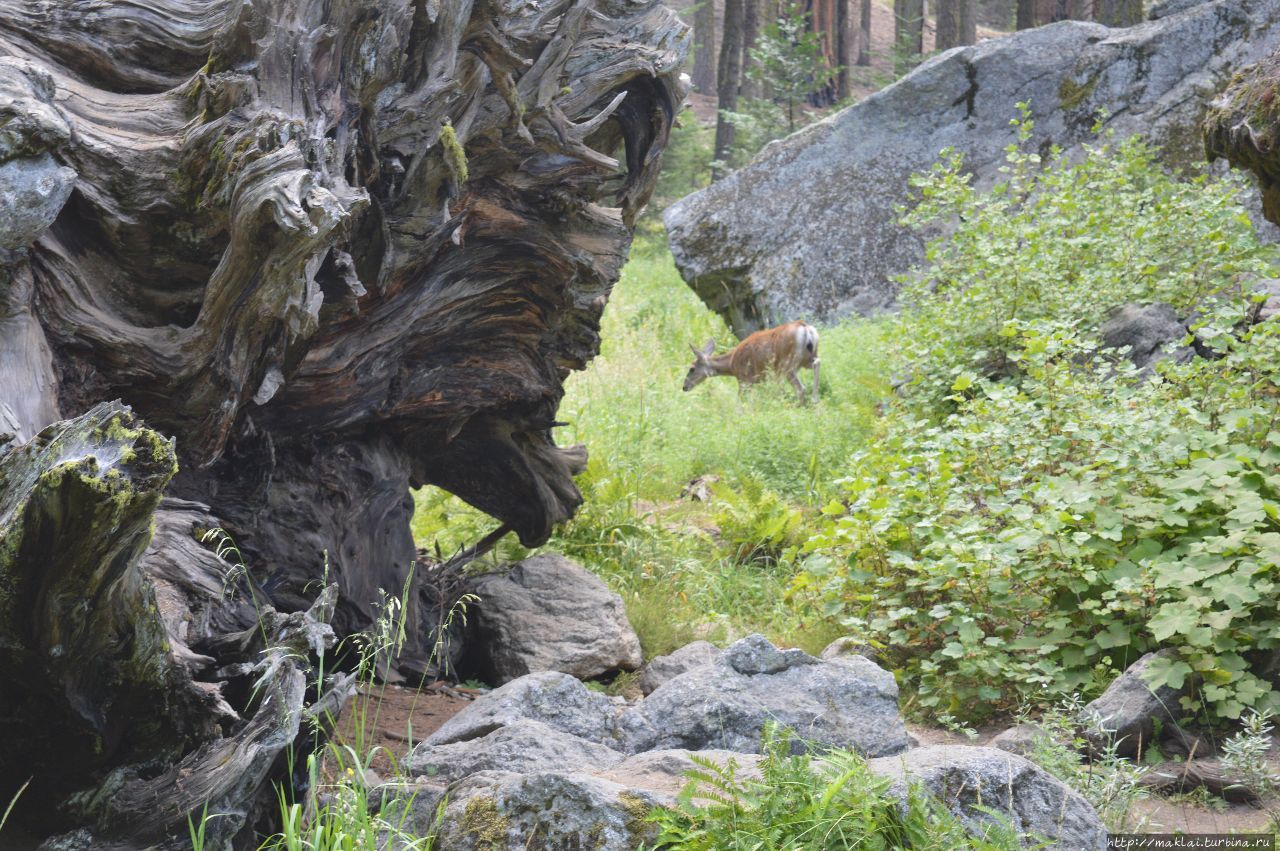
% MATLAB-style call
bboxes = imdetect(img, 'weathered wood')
[0,0,687,843]
[1137,760,1262,803]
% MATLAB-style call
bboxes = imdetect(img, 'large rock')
[0,154,75,250]
[665,0,1280,337]
[1098,302,1194,369]
[637,640,722,695]
[626,633,912,756]
[868,746,1108,849]
[429,770,664,851]
[404,718,626,783]
[423,671,629,749]
[1078,650,1188,757]
[467,553,643,684]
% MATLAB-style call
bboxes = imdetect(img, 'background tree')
[858,0,873,66]
[694,0,719,93]
[894,0,925,75]
[715,0,747,176]
[747,2,842,133]
[1097,0,1141,25]
[937,0,978,48]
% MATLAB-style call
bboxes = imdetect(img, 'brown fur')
[683,320,820,402]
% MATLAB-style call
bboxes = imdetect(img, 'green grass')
[411,237,888,660]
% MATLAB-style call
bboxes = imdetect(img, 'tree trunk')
[894,0,925,75]
[937,0,977,48]
[742,0,762,98]
[1097,0,1141,24]
[1016,0,1039,27]
[715,0,747,176]
[858,0,873,66]
[0,0,687,846]
[837,0,855,99]
[694,0,719,94]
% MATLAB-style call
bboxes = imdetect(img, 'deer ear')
[701,339,716,357]
[689,343,704,360]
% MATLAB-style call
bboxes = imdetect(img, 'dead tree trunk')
[0,0,687,846]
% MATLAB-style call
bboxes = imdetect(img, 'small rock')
[405,718,626,782]
[868,745,1107,849]
[423,670,626,749]
[467,553,643,684]
[820,636,883,665]
[680,474,719,501]
[432,770,663,851]
[1077,650,1187,758]
[626,633,911,756]
[596,748,764,799]
[638,640,722,695]
[989,724,1054,759]
[1099,302,1193,371]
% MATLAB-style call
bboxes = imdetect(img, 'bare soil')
[328,682,474,777]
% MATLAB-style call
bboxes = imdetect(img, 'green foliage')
[648,107,715,217]
[1219,708,1280,797]
[799,322,1280,721]
[645,723,1027,850]
[895,105,1276,406]
[720,2,841,166]
[796,110,1280,723]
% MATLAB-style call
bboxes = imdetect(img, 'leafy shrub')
[645,723,1026,850]
[895,105,1276,406]
[797,322,1280,722]
[795,107,1280,724]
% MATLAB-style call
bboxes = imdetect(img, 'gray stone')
[0,154,75,250]
[664,1,1280,337]
[467,553,643,684]
[868,746,1107,849]
[595,748,764,799]
[431,770,663,851]
[820,636,883,665]
[638,640,722,695]
[625,633,911,756]
[404,718,626,783]
[423,670,628,749]
[1099,302,1193,369]
[990,724,1053,758]
[1078,650,1188,757]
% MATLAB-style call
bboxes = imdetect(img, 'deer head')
[682,339,718,391]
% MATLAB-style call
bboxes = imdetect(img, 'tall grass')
[412,236,887,660]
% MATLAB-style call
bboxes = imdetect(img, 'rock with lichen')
[1206,48,1280,223]
[666,0,1280,337]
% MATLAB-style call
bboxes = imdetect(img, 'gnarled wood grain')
[0,0,686,843]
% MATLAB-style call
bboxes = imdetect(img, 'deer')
[682,320,820,403]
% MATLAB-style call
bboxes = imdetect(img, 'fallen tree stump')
[0,0,687,844]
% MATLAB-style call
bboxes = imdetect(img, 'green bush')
[645,723,1025,850]
[798,321,1280,722]
[796,112,1280,723]
[895,105,1275,407]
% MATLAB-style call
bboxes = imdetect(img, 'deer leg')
[787,370,805,403]
[811,358,821,402]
